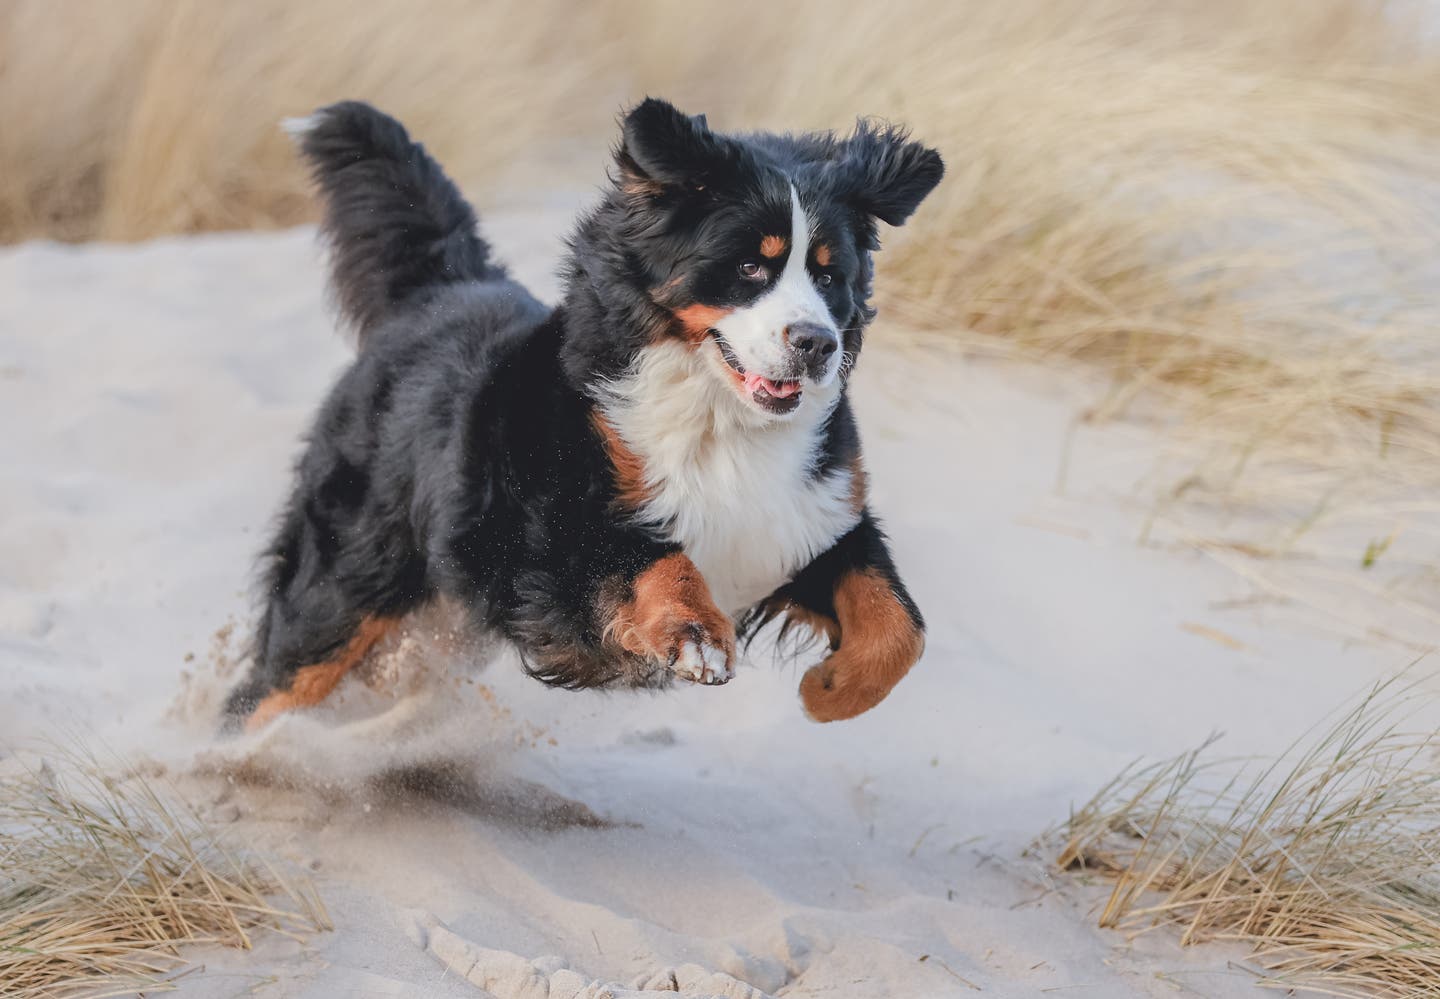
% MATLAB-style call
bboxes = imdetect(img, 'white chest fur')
[598,341,860,614]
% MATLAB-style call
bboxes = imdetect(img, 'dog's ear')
[835,121,944,226]
[616,98,742,195]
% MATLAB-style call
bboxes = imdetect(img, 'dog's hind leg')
[238,615,397,731]
[221,488,423,732]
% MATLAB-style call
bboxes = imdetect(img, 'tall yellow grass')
[0,0,623,240]
[1057,674,1440,997]
[4,0,1439,640]
[0,750,329,997]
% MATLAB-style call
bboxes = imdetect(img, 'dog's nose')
[786,322,839,377]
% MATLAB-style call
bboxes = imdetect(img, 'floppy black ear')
[616,98,743,193]
[838,121,944,226]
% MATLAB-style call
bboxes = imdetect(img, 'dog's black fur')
[223,99,942,727]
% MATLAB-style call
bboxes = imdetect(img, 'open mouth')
[709,331,803,414]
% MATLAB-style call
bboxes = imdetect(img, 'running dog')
[223,98,943,730]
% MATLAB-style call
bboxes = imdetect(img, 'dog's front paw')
[668,626,735,685]
[798,569,925,722]
[613,613,736,686]
[606,553,738,687]
[624,615,735,685]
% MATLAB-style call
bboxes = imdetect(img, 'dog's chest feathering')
[599,342,860,615]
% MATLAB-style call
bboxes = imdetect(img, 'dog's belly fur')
[601,341,861,614]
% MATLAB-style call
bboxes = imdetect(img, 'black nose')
[787,322,840,376]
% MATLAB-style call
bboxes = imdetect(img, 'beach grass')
[0,750,329,998]
[1056,674,1440,997]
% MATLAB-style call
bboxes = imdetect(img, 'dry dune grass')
[1056,674,1440,997]
[0,0,622,241]
[4,0,1440,639]
[0,751,329,998]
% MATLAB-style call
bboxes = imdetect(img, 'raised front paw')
[616,613,736,686]
[666,624,735,686]
[606,553,737,687]
[799,569,925,722]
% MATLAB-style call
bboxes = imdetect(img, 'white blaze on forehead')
[780,186,812,282]
[770,185,832,330]
[709,185,839,384]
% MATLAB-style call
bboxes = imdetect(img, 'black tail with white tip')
[286,101,503,344]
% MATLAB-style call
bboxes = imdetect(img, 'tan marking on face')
[760,234,788,259]
[246,616,396,730]
[590,411,651,509]
[813,243,832,267]
[604,552,735,665]
[672,303,733,345]
[798,569,924,723]
[848,455,869,515]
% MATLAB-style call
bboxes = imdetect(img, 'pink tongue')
[744,373,801,398]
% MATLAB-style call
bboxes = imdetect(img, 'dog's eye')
[738,261,767,281]
[816,272,834,288]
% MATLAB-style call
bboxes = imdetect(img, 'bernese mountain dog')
[222,98,943,731]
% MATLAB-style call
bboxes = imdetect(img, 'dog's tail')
[286,101,504,345]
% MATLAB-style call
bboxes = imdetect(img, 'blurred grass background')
[4,0,1440,642]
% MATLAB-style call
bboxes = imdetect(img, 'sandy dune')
[0,196,1412,997]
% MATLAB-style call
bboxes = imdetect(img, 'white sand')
[0,197,1418,997]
